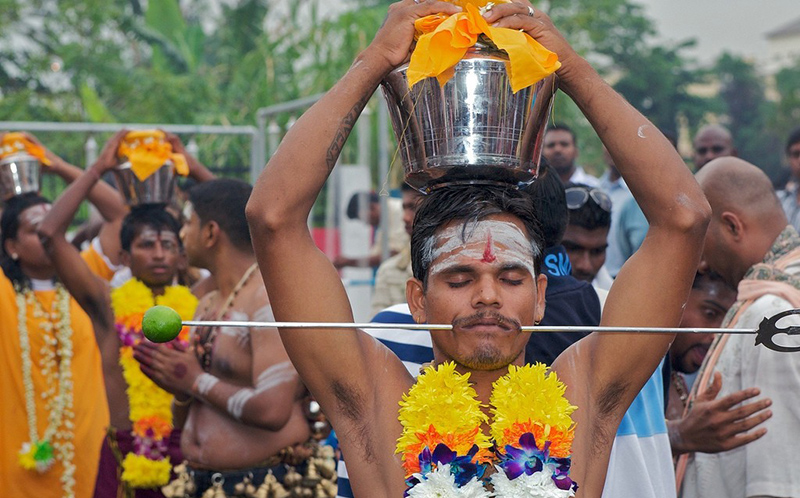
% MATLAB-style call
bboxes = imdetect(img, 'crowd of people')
[2,1,800,498]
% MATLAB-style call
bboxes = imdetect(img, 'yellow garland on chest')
[110,279,198,488]
[397,362,577,476]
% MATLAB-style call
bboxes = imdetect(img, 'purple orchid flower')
[404,443,487,494]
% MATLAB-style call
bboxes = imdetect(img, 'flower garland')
[16,284,77,498]
[111,279,197,489]
[397,362,578,497]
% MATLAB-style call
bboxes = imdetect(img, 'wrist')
[191,372,219,398]
[667,418,689,456]
[173,394,193,407]
[554,56,597,97]
[355,47,397,79]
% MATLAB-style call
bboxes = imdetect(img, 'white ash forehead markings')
[428,220,537,277]
[430,220,535,261]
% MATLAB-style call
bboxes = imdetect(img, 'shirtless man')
[38,132,191,497]
[245,1,710,496]
[135,179,328,497]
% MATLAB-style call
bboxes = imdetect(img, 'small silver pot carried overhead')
[114,160,177,207]
[381,43,557,193]
[0,153,42,200]
[113,131,180,206]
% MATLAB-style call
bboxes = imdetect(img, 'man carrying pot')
[247,1,710,496]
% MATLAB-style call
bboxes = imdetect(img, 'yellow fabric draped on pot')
[0,133,52,166]
[117,130,189,181]
[407,2,561,93]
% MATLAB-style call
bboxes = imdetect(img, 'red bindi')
[481,233,497,263]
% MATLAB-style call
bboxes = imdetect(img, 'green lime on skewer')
[142,305,183,343]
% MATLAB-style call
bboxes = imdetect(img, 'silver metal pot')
[0,153,42,200]
[381,43,558,193]
[113,160,177,206]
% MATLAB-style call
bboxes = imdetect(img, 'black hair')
[693,270,735,292]
[522,164,567,248]
[410,185,544,286]
[120,204,182,252]
[345,191,379,220]
[787,127,800,153]
[188,179,253,251]
[0,193,50,288]
[546,124,577,146]
[565,182,611,231]
[401,182,418,193]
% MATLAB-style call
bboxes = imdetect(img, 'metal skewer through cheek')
[183,320,753,334]
[182,308,800,353]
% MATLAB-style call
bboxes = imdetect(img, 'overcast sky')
[636,0,800,63]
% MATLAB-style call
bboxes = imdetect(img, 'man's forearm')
[39,166,103,238]
[187,371,296,431]
[560,62,706,228]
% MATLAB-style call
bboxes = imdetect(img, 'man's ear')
[407,277,427,324]
[203,221,220,249]
[720,211,744,241]
[535,273,548,324]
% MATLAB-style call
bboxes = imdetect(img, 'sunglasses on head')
[565,187,612,212]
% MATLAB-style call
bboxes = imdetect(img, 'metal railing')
[0,121,260,181]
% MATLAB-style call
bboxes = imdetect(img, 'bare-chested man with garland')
[246,1,710,496]
[136,179,334,496]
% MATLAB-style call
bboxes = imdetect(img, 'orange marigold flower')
[133,416,172,440]
[401,425,492,476]
[502,421,574,459]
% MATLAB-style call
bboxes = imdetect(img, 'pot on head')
[113,160,177,207]
[381,43,557,193]
[0,153,42,201]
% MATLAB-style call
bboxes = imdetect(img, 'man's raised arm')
[246,2,461,413]
[37,131,128,338]
[487,5,710,412]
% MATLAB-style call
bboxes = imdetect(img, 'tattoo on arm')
[325,92,373,172]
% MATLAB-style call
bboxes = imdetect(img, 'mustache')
[451,311,521,332]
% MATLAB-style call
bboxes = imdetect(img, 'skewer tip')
[142,305,183,343]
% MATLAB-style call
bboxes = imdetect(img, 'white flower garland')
[16,284,76,498]
[490,465,576,498]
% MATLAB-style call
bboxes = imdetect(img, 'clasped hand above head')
[362,1,580,80]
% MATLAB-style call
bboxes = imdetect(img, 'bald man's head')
[693,124,736,170]
[696,157,787,287]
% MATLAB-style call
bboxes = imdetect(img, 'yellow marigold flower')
[119,346,174,422]
[112,279,155,318]
[121,453,172,488]
[397,362,491,466]
[158,286,198,321]
[490,363,576,445]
